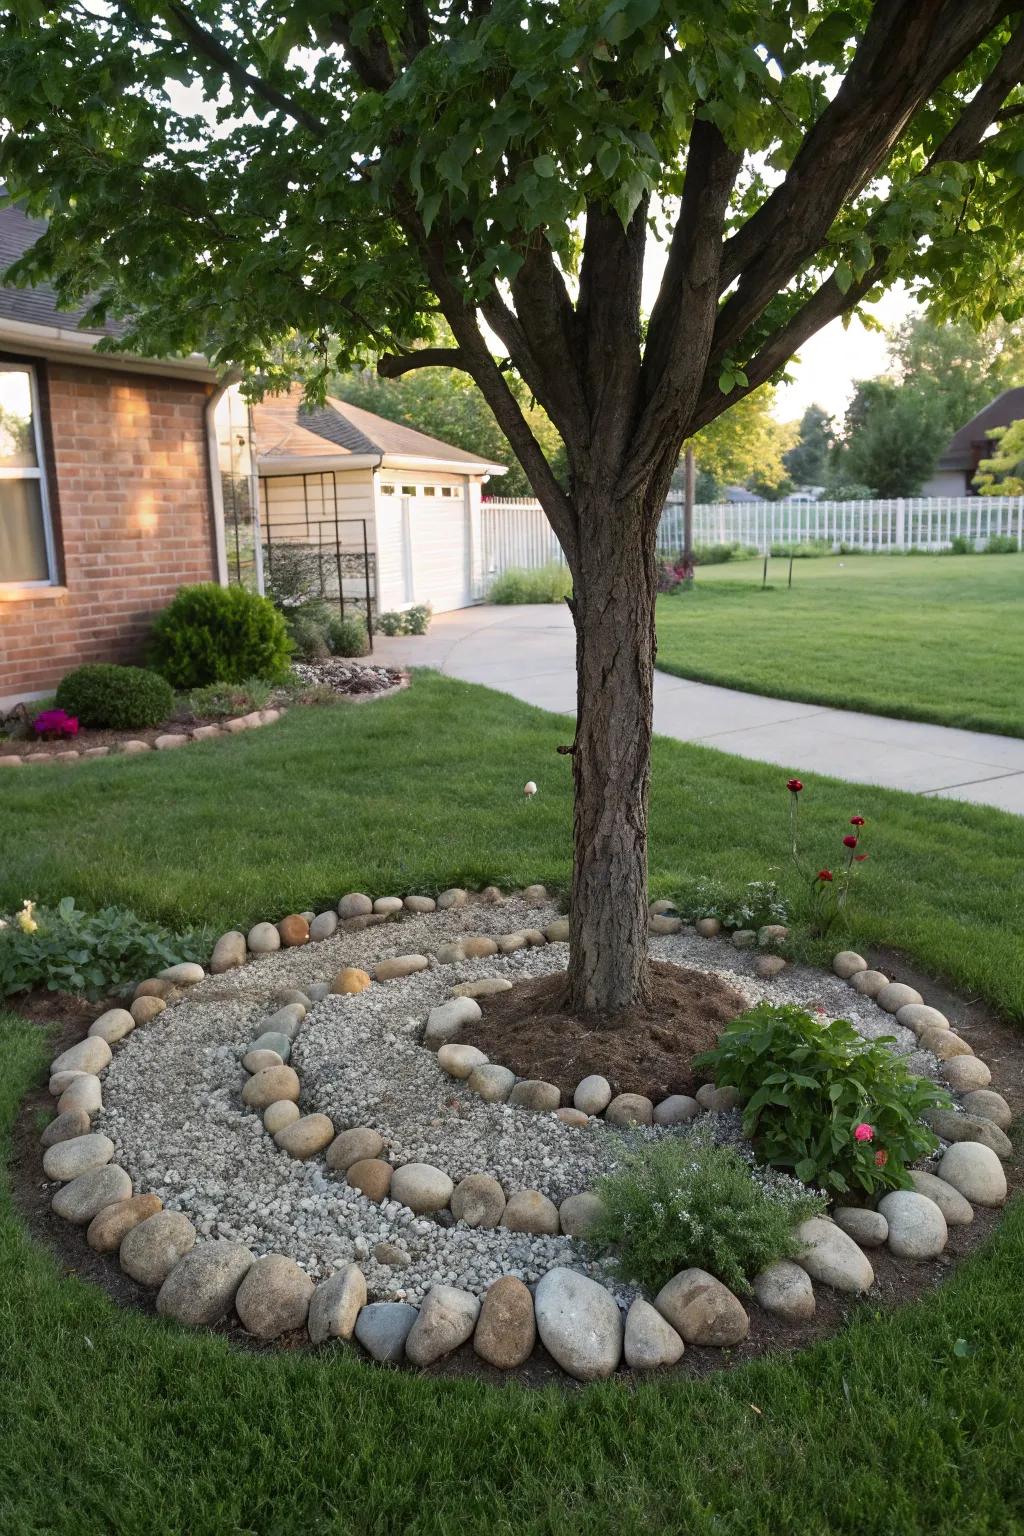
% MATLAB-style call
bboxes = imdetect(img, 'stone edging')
[36,891,1013,1382]
[0,707,286,767]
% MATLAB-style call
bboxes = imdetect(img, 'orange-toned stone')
[346,1158,393,1201]
[331,966,372,995]
[277,915,310,947]
[86,1193,163,1253]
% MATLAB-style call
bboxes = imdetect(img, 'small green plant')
[676,878,789,932]
[404,603,432,635]
[377,610,406,636]
[588,1130,824,1294]
[984,533,1019,554]
[690,541,758,565]
[186,677,273,719]
[948,534,976,555]
[148,584,292,688]
[786,778,869,934]
[54,664,173,730]
[327,615,370,656]
[0,897,210,1001]
[695,1003,952,1196]
[487,563,573,603]
[285,603,332,660]
[769,539,832,558]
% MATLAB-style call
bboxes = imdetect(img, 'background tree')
[888,313,1024,437]
[783,405,837,488]
[973,418,1024,493]
[684,387,794,500]
[5,3,1024,1015]
[839,377,947,496]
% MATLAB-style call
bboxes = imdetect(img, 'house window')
[401,484,416,497]
[441,486,457,498]
[379,482,396,496]
[422,485,436,496]
[0,365,55,586]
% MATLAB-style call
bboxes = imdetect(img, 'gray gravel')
[98,899,941,1306]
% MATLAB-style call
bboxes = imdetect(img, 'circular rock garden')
[29,890,1015,1383]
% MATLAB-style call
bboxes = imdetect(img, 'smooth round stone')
[391,1162,454,1214]
[755,954,787,979]
[373,1241,410,1268]
[649,914,682,935]
[327,1126,385,1172]
[242,1065,300,1109]
[235,1254,314,1339]
[452,976,512,999]
[605,1093,654,1127]
[462,935,499,958]
[332,966,372,995]
[832,950,868,979]
[927,1109,1009,1157]
[338,892,373,918]
[52,1164,131,1223]
[274,1113,335,1160]
[942,1056,992,1092]
[794,1217,874,1292]
[523,928,548,946]
[373,896,404,914]
[654,1269,749,1346]
[437,887,468,909]
[423,995,482,1049]
[501,1189,559,1235]
[907,1170,974,1225]
[49,1070,89,1097]
[277,914,310,947]
[731,928,756,949]
[509,1079,561,1112]
[308,1264,367,1344]
[574,1074,612,1115]
[850,969,889,997]
[649,898,677,916]
[210,930,247,974]
[346,1158,393,1201]
[468,1063,516,1102]
[920,1029,974,1062]
[87,1193,163,1253]
[156,1240,255,1327]
[130,995,166,1026]
[43,1132,114,1183]
[158,962,205,985]
[264,1100,301,1135]
[248,1030,291,1061]
[354,1301,418,1362]
[437,1043,488,1079]
[555,1107,591,1127]
[497,930,530,954]
[833,1206,889,1248]
[962,1089,1012,1130]
[695,917,722,937]
[938,1142,1007,1206]
[135,977,177,1000]
[87,1008,135,1044]
[404,894,436,913]
[695,1083,740,1113]
[523,883,549,905]
[309,910,339,941]
[558,1192,603,1238]
[758,923,789,946]
[57,1075,102,1118]
[51,1036,111,1077]
[40,1109,91,1149]
[624,1296,685,1369]
[435,941,466,965]
[875,981,923,1014]
[243,1048,284,1075]
[878,1191,948,1259]
[247,921,281,954]
[264,1002,306,1036]
[896,1003,949,1033]
[305,983,330,1003]
[479,885,504,903]
[406,1285,480,1365]
[753,1260,815,1321]
[653,1094,700,1126]
[535,1268,623,1381]
[373,954,429,981]
[543,918,570,943]
[474,1276,536,1368]
[451,1174,506,1229]
[121,1210,197,1286]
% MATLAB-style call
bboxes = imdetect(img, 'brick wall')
[0,361,217,703]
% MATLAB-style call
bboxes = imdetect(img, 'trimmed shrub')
[148,584,292,688]
[984,533,1019,554]
[55,664,173,730]
[186,678,273,719]
[488,563,573,603]
[327,615,370,657]
[948,535,976,555]
[405,603,432,635]
[377,610,405,636]
[286,604,332,660]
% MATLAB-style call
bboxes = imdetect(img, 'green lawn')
[656,553,1024,736]
[2,676,1023,1535]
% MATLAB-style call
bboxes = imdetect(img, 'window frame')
[0,361,57,589]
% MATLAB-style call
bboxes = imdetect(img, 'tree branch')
[326,8,397,92]
[376,347,470,377]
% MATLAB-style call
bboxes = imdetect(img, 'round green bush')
[147,584,293,689]
[327,615,369,657]
[55,664,174,730]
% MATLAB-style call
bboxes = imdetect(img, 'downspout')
[203,371,238,587]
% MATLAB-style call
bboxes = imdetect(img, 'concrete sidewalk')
[374,604,1024,815]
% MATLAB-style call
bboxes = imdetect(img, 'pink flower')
[854,1122,874,1143]
[875,1149,888,1168]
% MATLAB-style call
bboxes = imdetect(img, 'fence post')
[895,498,906,549]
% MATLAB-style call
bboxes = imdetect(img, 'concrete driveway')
[374,604,1024,814]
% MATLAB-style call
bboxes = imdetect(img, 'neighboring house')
[252,387,506,616]
[920,387,1024,496]
[0,200,228,708]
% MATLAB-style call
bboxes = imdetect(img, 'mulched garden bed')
[462,960,747,1100]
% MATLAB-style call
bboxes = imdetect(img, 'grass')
[1,675,1024,1534]
[655,553,1024,736]
[487,562,573,603]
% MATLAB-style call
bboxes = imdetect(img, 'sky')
[773,285,917,425]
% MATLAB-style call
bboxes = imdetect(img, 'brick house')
[0,201,228,708]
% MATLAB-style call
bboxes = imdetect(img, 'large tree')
[5,2,1024,1014]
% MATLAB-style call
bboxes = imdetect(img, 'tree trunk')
[565,491,657,1015]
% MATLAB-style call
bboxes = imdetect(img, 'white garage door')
[407,491,473,612]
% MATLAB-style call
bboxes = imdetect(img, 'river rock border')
[36,890,1014,1382]
[0,707,287,767]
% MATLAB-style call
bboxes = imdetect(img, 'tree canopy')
[974,417,1024,492]
[688,386,795,499]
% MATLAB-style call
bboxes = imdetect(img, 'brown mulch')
[460,961,746,1101]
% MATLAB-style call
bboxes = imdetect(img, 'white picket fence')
[480,494,1024,577]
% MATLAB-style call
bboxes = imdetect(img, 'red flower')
[843,834,858,848]
[853,1122,874,1142]
[850,816,865,827]
[817,869,833,882]
[874,1149,888,1168]
[855,854,869,862]
[786,779,803,793]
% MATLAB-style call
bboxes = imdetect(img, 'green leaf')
[597,142,621,178]
[533,154,556,179]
